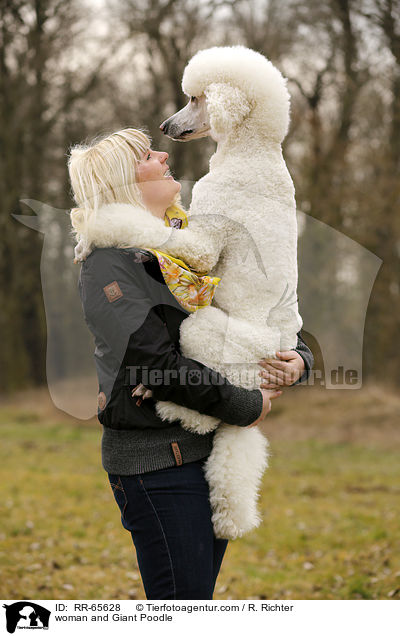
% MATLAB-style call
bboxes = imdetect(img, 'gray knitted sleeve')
[207,386,263,427]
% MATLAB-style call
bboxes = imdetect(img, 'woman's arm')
[81,248,264,427]
[123,304,281,426]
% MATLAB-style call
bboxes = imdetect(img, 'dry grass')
[0,382,399,600]
[261,381,400,447]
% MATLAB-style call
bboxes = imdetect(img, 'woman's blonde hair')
[67,127,182,239]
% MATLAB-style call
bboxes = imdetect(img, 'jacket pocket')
[108,475,130,528]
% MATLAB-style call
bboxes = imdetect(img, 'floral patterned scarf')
[146,207,221,313]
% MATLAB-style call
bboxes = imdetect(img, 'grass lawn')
[0,383,399,600]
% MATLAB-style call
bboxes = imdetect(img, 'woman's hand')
[258,350,305,388]
[131,383,153,406]
[245,388,282,428]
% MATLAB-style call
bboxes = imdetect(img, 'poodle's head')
[160,46,290,143]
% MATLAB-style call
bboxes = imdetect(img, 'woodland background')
[1,0,400,390]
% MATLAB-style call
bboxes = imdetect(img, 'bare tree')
[113,0,230,181]
[0,0,117,390]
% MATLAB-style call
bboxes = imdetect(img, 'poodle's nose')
[159,120,169,135]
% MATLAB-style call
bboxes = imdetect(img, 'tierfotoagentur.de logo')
[2,602,51,633]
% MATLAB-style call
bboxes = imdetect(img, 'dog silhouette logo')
[2,602,50,633]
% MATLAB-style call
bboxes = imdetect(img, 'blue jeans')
[108,456,229,599]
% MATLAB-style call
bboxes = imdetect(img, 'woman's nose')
[160,152,168,162]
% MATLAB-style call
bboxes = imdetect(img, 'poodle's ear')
[204,82,252,139]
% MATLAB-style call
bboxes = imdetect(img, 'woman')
[68,128,313,600]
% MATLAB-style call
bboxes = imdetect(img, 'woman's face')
[136,148,181,218]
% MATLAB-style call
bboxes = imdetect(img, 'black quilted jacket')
[79,246,314,432]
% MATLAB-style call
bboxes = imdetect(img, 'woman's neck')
[145,203,167,220]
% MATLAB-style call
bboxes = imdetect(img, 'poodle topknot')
[182,45,291,142]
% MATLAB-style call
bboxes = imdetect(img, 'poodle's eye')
[190,96,197,103]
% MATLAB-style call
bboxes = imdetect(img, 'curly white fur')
[158,46,303,539]
[75,46,303,540]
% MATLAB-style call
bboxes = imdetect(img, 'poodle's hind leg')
[155,400,220,434]
[202,424,270,540]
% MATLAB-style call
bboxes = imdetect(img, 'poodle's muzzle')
[160,95,211,142]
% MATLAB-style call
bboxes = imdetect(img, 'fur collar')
[73,202,173,262]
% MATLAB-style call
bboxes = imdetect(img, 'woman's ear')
[204,82,252,139]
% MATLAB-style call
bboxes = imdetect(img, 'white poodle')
[81,46,303,539]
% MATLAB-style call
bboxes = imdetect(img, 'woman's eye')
[146,152,151,160]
